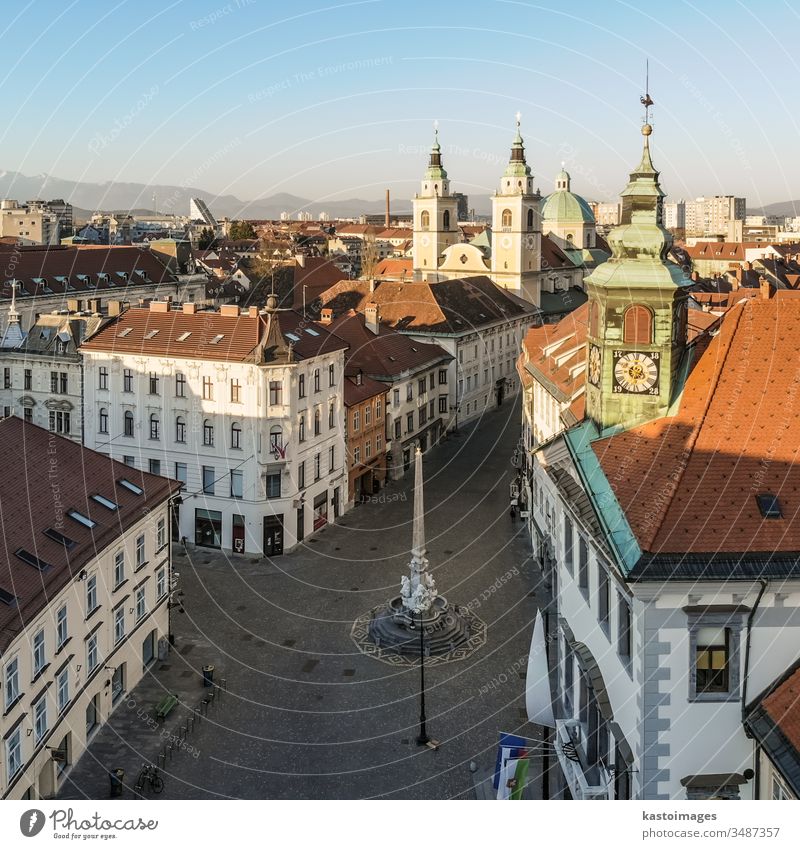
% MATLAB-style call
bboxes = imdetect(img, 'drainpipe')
[741,578,768,725]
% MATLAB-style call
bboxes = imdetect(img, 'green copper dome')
[424,128,448,181]
[541,188,595,224]
[503,119,531,179]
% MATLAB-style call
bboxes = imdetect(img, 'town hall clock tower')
[584,118,692,433]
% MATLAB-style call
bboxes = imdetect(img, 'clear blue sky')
[1,0,798,207]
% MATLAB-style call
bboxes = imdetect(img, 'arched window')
[203,419,214,446]
[527,209,534,231]
[270,426,283,453]
[314,408,321,436]
[443,210,450,231]
[623,305,653,344]
[231,421,241,449]
[585,232,592,248]
[98,408,108,434]
[124,410,134,437]
[502,209,512,228]
[175,416,186,443]
[589,302,600,337]
[420,210,430,230]
[149,413,160,440]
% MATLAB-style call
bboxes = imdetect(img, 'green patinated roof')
[564,420,642,576]
[541,189,595,224]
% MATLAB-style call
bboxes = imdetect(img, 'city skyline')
[0,0,798,208]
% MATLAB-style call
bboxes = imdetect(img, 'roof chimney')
[760,276,774,299]
[107,299,122,316]
[67,298,81,313]
[320,307,333,325]
[220,304,240,316]
[149,300,169,312]
[183,302,197,315]
[364,302,380,335]
[248,306,259,317]
[295,253,305,268]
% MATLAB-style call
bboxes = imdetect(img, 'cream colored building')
[0,419,179,799]
[0,199,59,245]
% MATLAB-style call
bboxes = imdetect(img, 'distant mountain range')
[748,200,800,217]
[0,169,430,221]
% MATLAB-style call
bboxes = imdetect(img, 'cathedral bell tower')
[412,125,459,281]
[490,114,541,301]
[584,110,692,433]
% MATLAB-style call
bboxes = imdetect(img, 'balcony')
[555,719,612,800]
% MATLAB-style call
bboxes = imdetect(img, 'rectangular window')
[24,407,32,422]
[407,384,413,402]
[174,462,187,485]
[4,657,19,710]
[202,376,214,400]
[24,368,32,390]
[135,586,147,622]
[6,728,21,779]
[439,369,447,385]
[329,445,335,472]
[175,372,186,397]
[230,379,241,403]
[365,404,372,426]
[86,694,99,736]
[56,604,68,649]
[150,414,161,440]
[298,415,306,443]
[393,388,400,407]
[394,418,401,440]
[439,396,448,414]
[329,364,335,386]
[376,398,382,419]
[418,378,426,397]
[419,404,428,426]
[314,369,320,392]
[265,472,281,498]
[563,517,574,575]
[353,446,361,464]
[123,369,133,392]
[365,440,372,459]
[618,594,631,661]
[695,627,730,694]
[34,694,48,742]
[57,667,69,713]
[33,629,45,676]
[329,403,335,429]
[298,461,306,489]
[87,633,98,672]
[135,534,146,569]
[230,469,243,498]
[86,575,98,615]
[149,372,159,394]
[578,536,589,594]
[202,466,215,495]
[156,567,167,599]
[429,399,434,419]
[598,562,609,632]
[314,453,321,481]
[149,458,161,476]
[298,374,306,398]
[406,412,414,433]
[157,517,166,550]
[112,550,125,587]
[114,607,125,644]
[60,372,68,394]
[98,366,108,390]
[269,381,282,405]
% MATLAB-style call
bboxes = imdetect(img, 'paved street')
[59,398,548,800]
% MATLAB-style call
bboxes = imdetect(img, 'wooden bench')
[155,694,178,720]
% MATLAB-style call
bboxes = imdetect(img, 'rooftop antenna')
[640,59,654,125]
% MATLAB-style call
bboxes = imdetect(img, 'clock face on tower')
[588,344,601,387]
[500,235,512,249]
[612,350,660,395]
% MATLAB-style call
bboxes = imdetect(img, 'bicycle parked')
[135,762,164,795]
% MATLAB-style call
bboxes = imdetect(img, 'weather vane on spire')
[640,59,654,124]
[515,110,521,126]
[433,118,439,136]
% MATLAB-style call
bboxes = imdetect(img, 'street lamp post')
[416,611,430,746]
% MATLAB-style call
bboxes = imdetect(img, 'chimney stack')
[364,302,380,335]
[320,307,333,325]
[295,253,306,268]
[760,276,774,300]
[385,189,390,228]
[149,300,169,313]
[67,298,81,313]
[107,299,122,316]
[183,302,197,315]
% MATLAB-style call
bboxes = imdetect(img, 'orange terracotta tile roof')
[763,665,800,757]
[522,302,589,400]
[593,293,800,554]
[374,258,413,279]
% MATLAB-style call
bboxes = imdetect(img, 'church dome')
[541,187,595,224]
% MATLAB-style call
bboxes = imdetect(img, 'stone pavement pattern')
[59,399,548,799]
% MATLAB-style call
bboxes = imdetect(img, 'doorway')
[263,515,284,556]
[232,514,245,553]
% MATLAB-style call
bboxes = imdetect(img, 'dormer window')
[756,493,782,519]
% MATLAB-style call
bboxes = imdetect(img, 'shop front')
[195,508,222,548]
[313,491,328,530]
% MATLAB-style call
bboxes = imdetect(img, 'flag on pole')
[493,733,526,790]
[525,609,555,727]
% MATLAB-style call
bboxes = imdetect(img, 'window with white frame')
[135,586,147,622]
[114,550,125,588]
[157,517,166,550]
[6,727,22,779]
[33,693,48,742]
[114,607,125,644]
[32,629,46,676]
[4,657,19,710]
[87,633,99,672]
[57,667,69,713]
[86,575,98,615]
[156,567,167,599]
[135,534,146,570]
[56,604,68,649]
